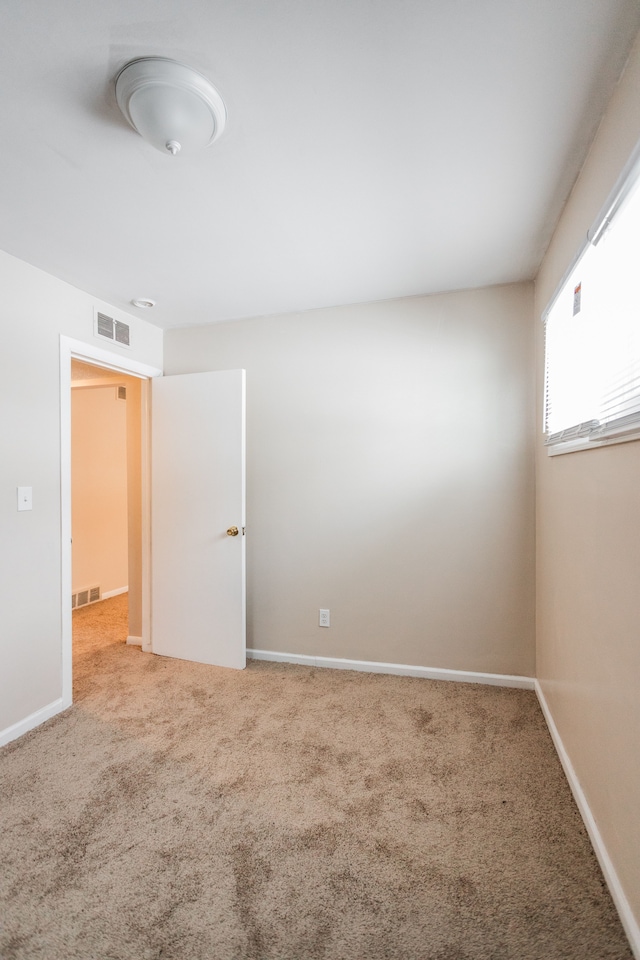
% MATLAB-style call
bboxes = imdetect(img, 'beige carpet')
[0,595,632,960]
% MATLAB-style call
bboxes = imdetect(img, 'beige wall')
[72,385,129,597]
[0,249,162,738]
[535,34,640,936]
[165,283,536,676]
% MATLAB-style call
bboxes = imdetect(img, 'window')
[543,141,640,453]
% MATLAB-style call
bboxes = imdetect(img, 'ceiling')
[0,1,638,330]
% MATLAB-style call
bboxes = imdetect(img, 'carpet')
[0,595,632,959]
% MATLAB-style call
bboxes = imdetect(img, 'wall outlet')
[319,608,330,627]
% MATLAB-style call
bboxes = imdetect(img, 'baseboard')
[126,635,142,646]
[0,697,68,749]
[102,586,128,600]
[535,681,640,960]
[247,649,535,689]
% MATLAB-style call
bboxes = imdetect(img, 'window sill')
[546,430,640,456]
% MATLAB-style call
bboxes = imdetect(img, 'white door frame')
[59,336,162,709]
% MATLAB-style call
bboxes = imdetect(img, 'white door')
[151,369,246,669]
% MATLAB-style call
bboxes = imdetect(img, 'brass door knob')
[227,526,239,537]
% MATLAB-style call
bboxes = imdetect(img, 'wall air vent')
[115,321,130,346]
[72,585,101,609]
[95,311,130,348]
[96,312,114,340]
[117,385,127,401]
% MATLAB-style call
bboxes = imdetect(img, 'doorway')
[60,336,162,711]
[70,361,142,659]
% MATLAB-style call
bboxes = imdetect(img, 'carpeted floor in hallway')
[0,594,633,959]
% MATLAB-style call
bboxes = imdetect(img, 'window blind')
[543,139,640,449]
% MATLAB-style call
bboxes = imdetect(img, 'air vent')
[72,585,101,609]
[115,320,130,346]
[95,311,130,348]
[117,385,127,401]
[96,312,114,340]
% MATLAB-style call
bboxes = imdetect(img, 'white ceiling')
[0,1,638,330]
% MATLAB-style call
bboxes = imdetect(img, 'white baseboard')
[0,697,68,748]
[247,649,535,689]
[102,586,128,600]
[126,635,142,646]
[535,681,640,960]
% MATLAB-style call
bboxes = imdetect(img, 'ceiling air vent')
[95,311,130,348]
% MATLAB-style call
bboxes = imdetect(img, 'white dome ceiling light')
[115,57,227,156]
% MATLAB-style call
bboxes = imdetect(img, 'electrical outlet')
[319,608,330,628]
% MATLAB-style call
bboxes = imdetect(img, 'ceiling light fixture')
[131,298,156,309]
[115,57,227,156]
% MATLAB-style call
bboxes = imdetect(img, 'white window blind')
[544,142,640,450]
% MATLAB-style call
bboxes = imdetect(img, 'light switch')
[17,487,32,511]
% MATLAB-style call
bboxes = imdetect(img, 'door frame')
[59,336,162,709]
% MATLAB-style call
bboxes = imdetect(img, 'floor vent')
[72,585,101,609]
[95,311,130,348]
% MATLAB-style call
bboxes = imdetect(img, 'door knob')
[227,526,239,537]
